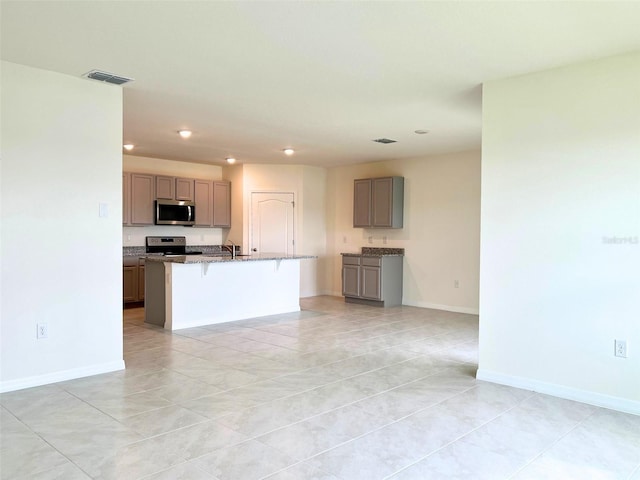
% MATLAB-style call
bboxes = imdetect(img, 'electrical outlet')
[383,236,388,244]
[454,280,460,288]
[368,236,373,244]
[37,323,48,339]
[615,339,627,358]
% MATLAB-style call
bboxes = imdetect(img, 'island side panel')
[144,261,169,327]
[168,259,301,330]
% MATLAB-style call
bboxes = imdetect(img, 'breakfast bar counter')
[144,254,315,330]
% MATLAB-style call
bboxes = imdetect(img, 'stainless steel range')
[145,236,202,256]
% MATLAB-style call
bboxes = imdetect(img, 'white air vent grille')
[83,70,134,85]
[372,138,397,144]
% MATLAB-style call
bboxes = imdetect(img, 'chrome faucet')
[224,240,237,259]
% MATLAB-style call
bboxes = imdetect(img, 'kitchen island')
[144,254,315,330]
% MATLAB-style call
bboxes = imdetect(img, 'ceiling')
[2,1,640,167]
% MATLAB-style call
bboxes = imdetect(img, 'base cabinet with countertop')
[342,248,404,307]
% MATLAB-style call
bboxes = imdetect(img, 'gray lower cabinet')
[123,257,145,303]
[342,255,403,307]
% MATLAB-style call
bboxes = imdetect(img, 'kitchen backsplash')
[123,226,225,248]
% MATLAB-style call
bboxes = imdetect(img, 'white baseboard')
[403,299,479,315]
[300,290,334,298]
[477,369,640,416]
[308,294,480,315]
[0,360,126,393]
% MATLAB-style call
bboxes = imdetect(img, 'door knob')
[252,248,257,252]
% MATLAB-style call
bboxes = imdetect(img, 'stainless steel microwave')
[155,200,196,226]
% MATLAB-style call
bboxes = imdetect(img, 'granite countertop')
[123,245,229,257]
[145,253,316,264]
[341,247,405,257]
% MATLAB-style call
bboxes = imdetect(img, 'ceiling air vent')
[372,138,397,144]
[82,69,134,85]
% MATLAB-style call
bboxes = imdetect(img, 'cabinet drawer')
[123,256,139,267]
[342,256,361,266]
[361,257,382,267]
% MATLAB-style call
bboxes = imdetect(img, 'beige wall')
[222,164,245,246]
[222,164,327,297]
[1,61,124,391]
[326,151,481,313]
[479,52,640,413]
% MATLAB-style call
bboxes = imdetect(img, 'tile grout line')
[503,407,601,480]
[380,388,541,480]
[0,406,95,480]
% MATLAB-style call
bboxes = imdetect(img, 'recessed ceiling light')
[178,130,192,139]
[372,138,397,144]
[283,148,295,156]
[123,144,134,151]
[414,129,430,135]
[226,157,236,164]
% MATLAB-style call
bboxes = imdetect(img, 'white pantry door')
[250,192,294,254]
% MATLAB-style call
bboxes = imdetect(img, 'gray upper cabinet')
[353,176,404,228]
[353,179,372,227]
[122,172,130,225]
[123,172,154,226]
[212,181,231,228]
[175,178,194,201]
[124,171,227,228]
[194,180,213,227]
[193,180,231,228]
[156,176,194,201]
[155,175,175,200]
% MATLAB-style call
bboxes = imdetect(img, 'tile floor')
[1,296,639,479]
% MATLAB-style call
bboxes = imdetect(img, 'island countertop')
[145,253,316,264]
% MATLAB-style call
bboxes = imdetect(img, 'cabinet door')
[353,179,372,227]
[194,180,213,227]
[212,181,231,227]
[138,265,145,301]
[155,176,174,200]
[360,266,382,300]
[123,172,131,225]
[373,176,404,228]
[342,265,360,297]
[130,174,155,225]
[123,266,138,303]
[372,177,393,227]
[175,178,194,201]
